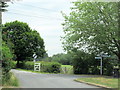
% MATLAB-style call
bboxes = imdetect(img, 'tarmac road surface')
[11,69,102,88]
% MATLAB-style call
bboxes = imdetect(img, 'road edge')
[74,79,117,89]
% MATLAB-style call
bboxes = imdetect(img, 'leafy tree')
[41,53,52,62]
[62,2,120,63]
[51,53,73,65]
[2,21,46,67]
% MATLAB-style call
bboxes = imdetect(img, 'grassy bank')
[75,77,118,88]
[3,72,19,87]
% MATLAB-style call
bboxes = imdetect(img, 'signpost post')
[95,53,110,75]
[95,56,102,75]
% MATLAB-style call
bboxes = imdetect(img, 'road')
[11,69,101,88]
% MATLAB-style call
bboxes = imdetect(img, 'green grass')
[3,72,19,87]
[61,65,73,74]
[75,77,118,88]
[61,65,73,68]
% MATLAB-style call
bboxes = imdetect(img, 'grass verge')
[75,77,118,88]
[3,72,19,87]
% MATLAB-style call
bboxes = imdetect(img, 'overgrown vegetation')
[13,61,61,73]
[61,65,73,74]
[1,2,119,88]
[1,20,46,86]
[41,50,116,75]
[2,42,13,75]
[2,72,19,87]
[61,2,119,75]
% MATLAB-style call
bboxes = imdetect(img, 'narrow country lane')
[11,69,102,88]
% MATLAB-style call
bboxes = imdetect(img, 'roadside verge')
[74,77,118,89]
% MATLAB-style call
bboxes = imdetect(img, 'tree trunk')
[16,60,20,68]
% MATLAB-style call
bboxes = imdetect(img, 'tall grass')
[2,72,19,87]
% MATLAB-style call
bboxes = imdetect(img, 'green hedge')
[22,61,34,70]
[11,61,17,69]
[14,61,61,73]
[40,61,61,73]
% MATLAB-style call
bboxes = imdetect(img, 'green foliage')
[50,53,73,65]
[62,2,120,61]
[61,65,73,74]
[76,77,118,88]
[2,72,19,86]
[11,61,17,69]
[61,2,119,75]
[68,50,113,75]
[22,61,34,70]
[72,51,90,74]
[2,21,46,67]
[2,42,13,74]
[40,61,61,73]
[2,72,12,85]
[18,61,61,73]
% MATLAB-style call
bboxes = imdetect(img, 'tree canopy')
[62,2,120,62]
[2,21,46,67]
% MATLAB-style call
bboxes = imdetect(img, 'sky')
[2,0,76,56]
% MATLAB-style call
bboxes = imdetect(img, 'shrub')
[11,61,17,69]
[40,61,61,73]
[24,61,34,70]
[2,72,19,86]
[19,61,61,73]
[2,42,13,75]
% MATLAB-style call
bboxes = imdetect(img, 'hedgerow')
[16,61,61,73]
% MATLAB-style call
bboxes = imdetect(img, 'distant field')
[61,65,73,74]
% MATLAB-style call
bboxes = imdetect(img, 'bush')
[40,61,61,73]
[2,72,19,86]
[23,61,34,70]
[89,67,100,75]
[2,72,12,85]
[11,61,17,69]
[73,53,89,74]
[19,61,61,73]
[2,42,13,74]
